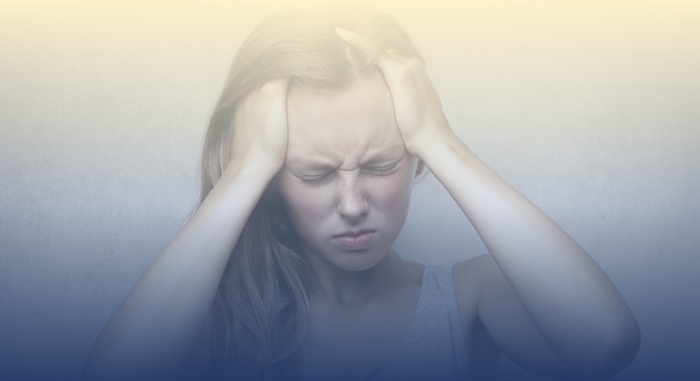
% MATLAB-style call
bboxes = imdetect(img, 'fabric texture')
[365,263,469,381]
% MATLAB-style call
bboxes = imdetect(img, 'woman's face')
[274,75,420,272]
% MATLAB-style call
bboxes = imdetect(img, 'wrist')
[227,148,283,178]
[219,153,280,194]
[409,129,466,163]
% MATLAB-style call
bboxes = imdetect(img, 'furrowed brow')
[363,149,405,165]
[288,157,337,170]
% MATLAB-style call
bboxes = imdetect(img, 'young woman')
[82,7,640,381]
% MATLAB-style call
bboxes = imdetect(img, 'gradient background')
[1,0,698,380]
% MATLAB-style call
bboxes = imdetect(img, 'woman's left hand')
[336,28,455,159]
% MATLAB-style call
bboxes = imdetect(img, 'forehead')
[286,75,404,168]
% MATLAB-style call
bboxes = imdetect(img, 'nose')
[337,175,369,221]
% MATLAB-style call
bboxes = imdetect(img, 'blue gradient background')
[1,1,698,380]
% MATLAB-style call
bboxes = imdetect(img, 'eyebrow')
[363,152,404,166]
[289,150,404,170]
[289,157,337,171]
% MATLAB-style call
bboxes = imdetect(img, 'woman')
[82,7,640,381]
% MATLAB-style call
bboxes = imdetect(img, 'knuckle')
[258,83,278,98]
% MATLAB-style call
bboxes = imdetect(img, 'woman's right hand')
[230,77,291,174]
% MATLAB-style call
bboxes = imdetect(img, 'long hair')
[200,7,421,380]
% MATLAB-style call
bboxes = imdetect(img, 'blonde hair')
[201,7,421,380]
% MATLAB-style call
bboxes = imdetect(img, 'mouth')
[332,230,376,251]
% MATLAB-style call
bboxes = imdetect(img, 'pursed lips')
[332,230,376,250]
[332,229,375,238]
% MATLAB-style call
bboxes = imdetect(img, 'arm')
[421,131,640,379]
[81,78,290,379]
[336,29,640,379]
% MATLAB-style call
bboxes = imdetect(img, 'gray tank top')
[366,264,469,381]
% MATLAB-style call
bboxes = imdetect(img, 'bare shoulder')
[452,254,500,305]
[451,254,504,321]
[452,254,499,279]
[452,255,503,379]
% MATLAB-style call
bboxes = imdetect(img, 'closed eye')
[366,163,399,174]
[300,172,333,184]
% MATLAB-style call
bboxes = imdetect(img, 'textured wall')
[1,1,698,380]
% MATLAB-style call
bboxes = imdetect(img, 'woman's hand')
[230,77,290,174]
[335,28,454,159]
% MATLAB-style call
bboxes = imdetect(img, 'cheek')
[365,168,415,215]
[276,177,333,222]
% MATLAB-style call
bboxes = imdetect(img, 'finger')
[258,77,290,101]
[335,27,367,47]
[373,50,414,83]
[384,49,422,66]
[336,28,396,65]
[262,76,290,91]
[335,28,415,63]
[335,29,417,72]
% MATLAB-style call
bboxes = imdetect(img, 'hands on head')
[231,27,455,176]
[335,27,455,160]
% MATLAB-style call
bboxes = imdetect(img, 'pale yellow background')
[1,1,699,379]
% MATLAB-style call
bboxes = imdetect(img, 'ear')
[415,159,425,178]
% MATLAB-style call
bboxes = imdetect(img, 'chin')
[299,235,395,273]
[326,248,390,272]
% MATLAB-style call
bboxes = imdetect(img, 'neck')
[303,247,410,305]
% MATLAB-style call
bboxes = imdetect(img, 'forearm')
[420,133,639,370]
[82,160,277,379]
